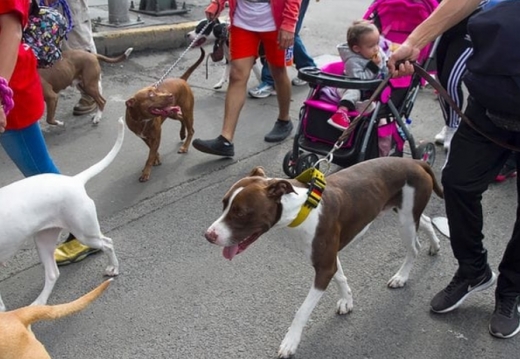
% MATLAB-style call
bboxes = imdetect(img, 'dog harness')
[288,168,326,228]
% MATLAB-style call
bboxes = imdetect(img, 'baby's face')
[353,30,380,60]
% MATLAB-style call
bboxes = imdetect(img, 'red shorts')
[229,26,285,67]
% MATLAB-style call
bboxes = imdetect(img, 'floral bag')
[22,0,69,68]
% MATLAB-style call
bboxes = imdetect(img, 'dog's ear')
[266,180,296,200]
[249,167,266,177]
[125,98,136,107]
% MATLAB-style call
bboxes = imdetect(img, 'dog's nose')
[205,230,218,244]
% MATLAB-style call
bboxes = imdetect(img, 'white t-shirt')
[233,0,276,32]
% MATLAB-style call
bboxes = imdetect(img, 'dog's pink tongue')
[223,245,239,261]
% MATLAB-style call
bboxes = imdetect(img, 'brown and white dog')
[204,157,443,358]
[0,280,111,359]
[38,48,133,126]
[124,48,204,182]
[187,19,261,90]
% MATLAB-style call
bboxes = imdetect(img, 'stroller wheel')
[283,150,302,178]
[416,142,436,166]
[296,153,320,176]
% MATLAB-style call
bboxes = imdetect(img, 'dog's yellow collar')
[288,168,326,228]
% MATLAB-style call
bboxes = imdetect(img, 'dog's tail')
[181,47,205,81]
[419,160,444,199]
[74,117,125,185]
[95,47,133,63]
[13,280,111,327]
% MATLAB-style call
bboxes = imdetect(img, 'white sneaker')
[248,82,276,99]
[291,77,307,86]
[443,126,456,152]
[355,100,376,115]
[434,126,447,144]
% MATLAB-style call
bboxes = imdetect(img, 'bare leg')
[269,63,291,121]
[221,57,256,142]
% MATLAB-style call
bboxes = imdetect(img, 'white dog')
[187,18,262,90]
[0,118,125,311]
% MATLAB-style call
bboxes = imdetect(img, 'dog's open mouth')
[222,232,261,261]
[149,105,182,117]
[193,37,207,47]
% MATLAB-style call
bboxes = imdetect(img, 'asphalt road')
[0,0,518,358]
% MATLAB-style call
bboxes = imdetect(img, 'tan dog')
[125,48,204,182]
[0,279,111,359]
[38,48,133,126]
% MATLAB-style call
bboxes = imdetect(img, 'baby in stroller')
[327,19,390,131]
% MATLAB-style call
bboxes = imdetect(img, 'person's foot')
[443,127,456,152]
[291,77,307,87]
[264,119,293,142]
[434,126,456,152]
[193,135,235,157]
[248,82,276,99]
[73,96,97,116]
[434,126,447,144]
[55,238,101,266]
[489,294,520,339]
[430,266,496,313]
[327,108,350,131]
[495,164,517,182]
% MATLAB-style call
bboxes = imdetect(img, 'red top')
[0,0,44,130]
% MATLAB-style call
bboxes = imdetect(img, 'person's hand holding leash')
[205,0,221,21]
[387,41,420,77]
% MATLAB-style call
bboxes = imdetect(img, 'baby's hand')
[372,53,382,65]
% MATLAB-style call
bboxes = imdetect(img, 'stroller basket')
[282,65,436,178]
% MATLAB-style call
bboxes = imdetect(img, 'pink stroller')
[282,0,439,178]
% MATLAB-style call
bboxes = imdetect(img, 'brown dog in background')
[0,280,111,359]
[125,48,204,182]
[39,48,133,126]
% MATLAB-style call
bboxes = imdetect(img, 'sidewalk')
[88,0,210,55]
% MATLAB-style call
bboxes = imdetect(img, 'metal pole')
[108,0,130,25]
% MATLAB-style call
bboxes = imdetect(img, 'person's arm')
[0,12,22,82]
[388,0,481,76]
[205,0,226,21]
[0,11,23,132]
[278,0,301,49]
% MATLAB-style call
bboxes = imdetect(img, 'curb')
[93,21,198,56]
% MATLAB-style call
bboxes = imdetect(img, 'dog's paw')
[139,174,150,182]
[213,83,223,90]
[177,146,188,154]
[278,337,299,359]
[105,265,119,277]
[387,274,407,288]
[91,114,101,124]
[336,297,353,315]
[428,242,440,256]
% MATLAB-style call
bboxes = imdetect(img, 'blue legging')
[0,122,60,177]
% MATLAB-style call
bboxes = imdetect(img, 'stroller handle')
[297,66,383,90]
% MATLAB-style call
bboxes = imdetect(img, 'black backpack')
[464,0,520,116]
